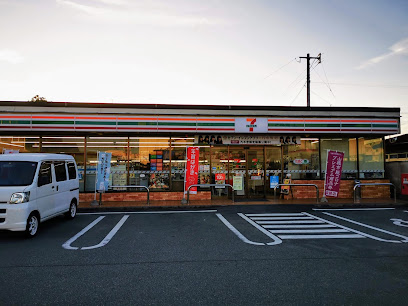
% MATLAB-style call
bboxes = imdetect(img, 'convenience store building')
[0,101,400,203]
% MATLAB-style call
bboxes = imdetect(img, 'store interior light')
[0,142,25,148]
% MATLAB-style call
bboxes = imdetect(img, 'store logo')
[246,118,257,132]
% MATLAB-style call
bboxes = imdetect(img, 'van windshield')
[0,161,38,186]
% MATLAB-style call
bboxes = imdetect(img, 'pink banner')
[185,147,199,194]
[324,150,344,198]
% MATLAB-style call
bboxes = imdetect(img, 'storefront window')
[40,137,85,191]
[211,147,228,196]
[266,147,282,194]
[129,137,170,191]
[85,137,128,192]
[198,147,211,190]
[170,137,194,192]
[358,137,384,178]
[284,139,319,179]
[321,138,357,179]
[0,136,40,153]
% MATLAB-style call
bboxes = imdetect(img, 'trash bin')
[354,179,361,202]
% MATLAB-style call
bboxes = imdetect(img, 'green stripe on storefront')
[75,121,116,125]
[305,124,341,127]
[197,123,235,126]
[1,120,31,124]
[157,122,196,126]
[372,124,398,128]
[342,124,371,127]
[268,123,304,127]
[118,122,157,126]
[32,120,74,125]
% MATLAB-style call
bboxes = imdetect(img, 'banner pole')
[321,149,329,202]
[91,150,100,206]
[181,146,189,204]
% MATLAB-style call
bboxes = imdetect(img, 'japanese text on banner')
[185,147,199,194]
[324,150,344,197]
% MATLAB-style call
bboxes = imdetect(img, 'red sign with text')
[185,147,199,194]
[324,150,344,197]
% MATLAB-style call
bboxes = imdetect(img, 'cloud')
[0,49,24,64]
[356,37,408,70]
[56,0,225,27]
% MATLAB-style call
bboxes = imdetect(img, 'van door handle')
[56,186,59,191]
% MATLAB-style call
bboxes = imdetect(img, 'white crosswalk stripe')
[244,212,366,240]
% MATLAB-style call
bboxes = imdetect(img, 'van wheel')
[25,213,39,238]
[65,201,77,219]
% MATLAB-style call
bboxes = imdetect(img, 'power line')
[264,58,297,79]
[289,81,307,106]
[311,82,408,88]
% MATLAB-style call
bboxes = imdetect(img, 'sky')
[0,0,407,134]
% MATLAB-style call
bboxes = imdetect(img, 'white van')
[0,153,79,237]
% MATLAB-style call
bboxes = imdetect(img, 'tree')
[30,95,47,102]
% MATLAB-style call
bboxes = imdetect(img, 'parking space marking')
[62,216,105,250]
[62,215,129,250]
[216,213,265,246]
[390,219,408,227]
[313,208,395,211]
[246,212,366,241]
[78,210,217,215]
[237,213,283,245]
[322,212,408,243]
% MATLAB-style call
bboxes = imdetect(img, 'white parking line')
[278,234,364,239]
[322,212,408,243]
[216,213,264,246]
[250,216,314,220]
[62,215,129,250]
[62,216,105,250]
[78,210,217,215]
[313,208,395,211]
[238,213,283,246]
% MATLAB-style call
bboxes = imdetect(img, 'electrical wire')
[264,58,297,79]
[289,81,307,106]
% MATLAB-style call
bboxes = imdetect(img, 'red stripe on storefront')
[0,115,31,119]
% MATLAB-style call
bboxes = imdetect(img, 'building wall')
[282,179,391,199]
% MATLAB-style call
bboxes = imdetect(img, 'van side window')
[38,162,52,187]
[54,161,67,182]
[67,162,77,180]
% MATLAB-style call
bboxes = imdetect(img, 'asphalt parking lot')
[1,204,408,305]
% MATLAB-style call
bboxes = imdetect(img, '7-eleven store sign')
[235,118,268,133]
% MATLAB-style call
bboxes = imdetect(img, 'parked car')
[0,153,79,237]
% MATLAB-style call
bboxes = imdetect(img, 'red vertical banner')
[324,150,344,198]
[185,147,199,195]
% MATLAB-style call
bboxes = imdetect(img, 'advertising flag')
[324,150,344,198]
[185,147,199,194]
[96,152,112,192]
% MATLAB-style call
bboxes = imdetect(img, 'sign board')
[281,178,291,194]
[270,176,279,189]
[215,173,226,188]
[197,135,300,145]
[96,152,112,192]
[185,147,199,194]
[235,118,268,133]
[233,175,243,191]
[293,159,309,165]
[324,150,344,197]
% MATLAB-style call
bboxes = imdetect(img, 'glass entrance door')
[229,146,265,199]
[247,148,265,198]
[228,147,246,197]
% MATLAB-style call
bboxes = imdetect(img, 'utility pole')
[299,53,321,108]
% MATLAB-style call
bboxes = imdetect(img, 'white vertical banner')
[96,152,112,192]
